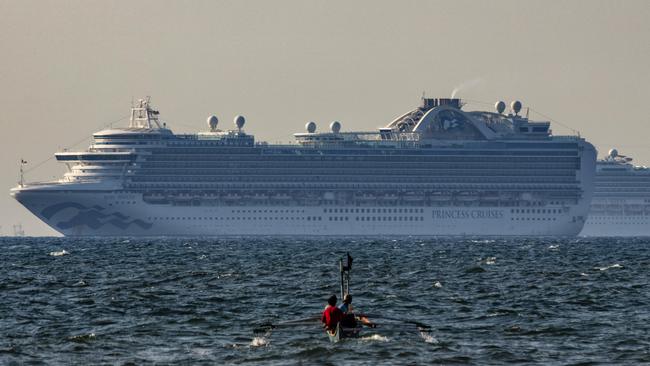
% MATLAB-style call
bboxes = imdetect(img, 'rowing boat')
[327,323,363,343]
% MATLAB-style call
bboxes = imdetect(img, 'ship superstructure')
[11,97,596,236]
[581,149,650,236]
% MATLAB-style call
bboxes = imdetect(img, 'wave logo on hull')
[41,202,152,230]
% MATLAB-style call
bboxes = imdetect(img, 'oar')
[253,315,321,334]
[360,313,432,330]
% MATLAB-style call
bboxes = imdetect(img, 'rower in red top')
[321,295,344,332]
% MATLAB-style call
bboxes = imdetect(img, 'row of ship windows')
[135,168,577,175]
[355,216,423,222]
[145,156,580,163]
[232,209,305,213]
[108,201,137,206]
[131,170,581,177]
[511,217,558,221]
[589,216,650,219]
[151,148,579,156]
[588,221,649,224]
[127,184,582,194]
[147,215,425,222]
[93,139,578,148]
[511,208,562,214]
[150,216,322,221]
[130,176,577,183]
[325,208,425,214]
[139,162,580,170]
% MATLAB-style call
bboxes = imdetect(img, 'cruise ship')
[11,97,596,236]
[581,149,650,236]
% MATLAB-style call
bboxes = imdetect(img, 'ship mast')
[19,159,26,187]
[129,97,162,129]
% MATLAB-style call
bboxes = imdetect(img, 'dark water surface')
[1,237,649,365]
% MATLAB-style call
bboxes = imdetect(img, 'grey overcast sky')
[0,0,648,236]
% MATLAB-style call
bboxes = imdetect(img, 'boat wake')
[419,331,438,344]
[596,263,623,271]
[49,250,69,257]
[249,336,269,347]
[360,334,389,342]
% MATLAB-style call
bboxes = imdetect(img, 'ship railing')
[552,135,582,141]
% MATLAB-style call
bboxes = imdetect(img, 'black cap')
[328,295,337,306]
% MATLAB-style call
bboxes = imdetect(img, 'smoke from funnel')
[451,77,484,99]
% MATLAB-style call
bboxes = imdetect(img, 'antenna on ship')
[130,97,162,129]
[12,223,25,237]
[19,158,27,187]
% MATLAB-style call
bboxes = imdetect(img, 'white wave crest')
[433,281,443,288]
[249,336,269,347]
[419,331,438,344]
[361,334,389,342]
[49,250,69,257]
[470,239,495,244]
[596,263,622,271]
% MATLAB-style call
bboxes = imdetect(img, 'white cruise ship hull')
[13,187,588,236]
[581,199,650,237]
[581,217,650,237]
[11,97,597,237]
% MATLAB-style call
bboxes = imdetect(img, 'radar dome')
[609,148,618,158]
[495,101,506,114]
[207,115,219,131]
[330,121,341,133]
[234,115,246,130]
[306,121,317,133]
[511,100,522,115]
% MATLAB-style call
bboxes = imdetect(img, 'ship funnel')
[422,98,461,110]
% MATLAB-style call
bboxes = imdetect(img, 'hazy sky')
[1,0,648,236]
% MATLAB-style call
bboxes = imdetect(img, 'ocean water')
[1,237,649,365]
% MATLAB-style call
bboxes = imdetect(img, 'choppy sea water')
[1,237,649,365]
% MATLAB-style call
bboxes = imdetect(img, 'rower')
[339,293,376,328]
[339,294,357,327]
[321,295,344,332]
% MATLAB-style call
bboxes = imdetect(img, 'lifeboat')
[272,193,291,201]
[456,192,478,201]
[430,193,452,202]
[403,192,424,202]
[354,193,375,201]
[380,194,398,201]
